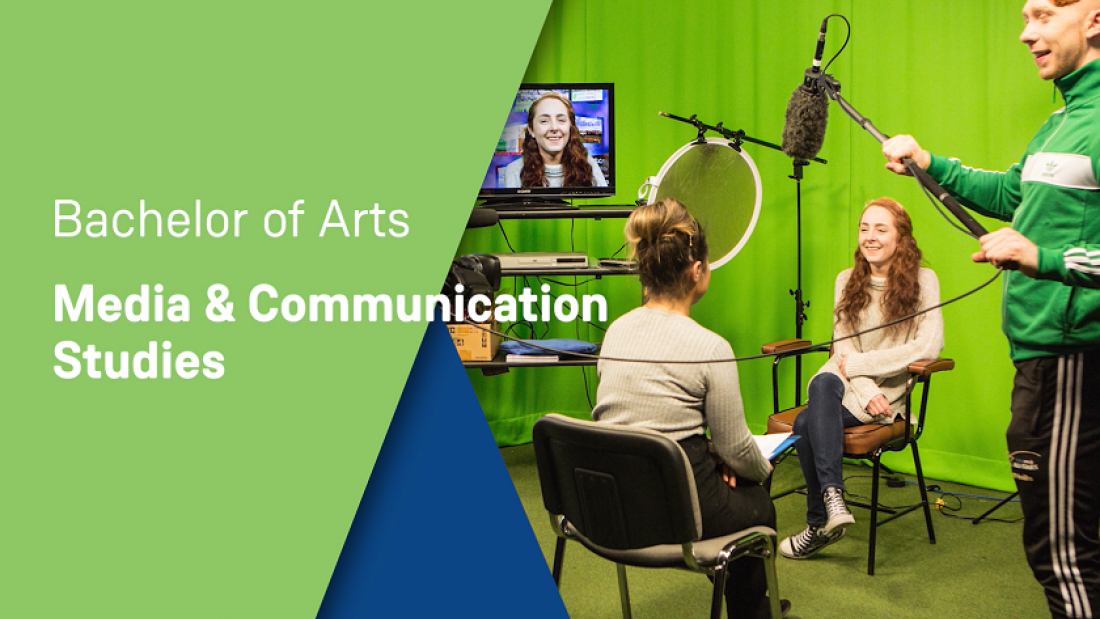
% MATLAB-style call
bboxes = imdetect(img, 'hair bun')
[625,199,695,245]
[624,198,709,300]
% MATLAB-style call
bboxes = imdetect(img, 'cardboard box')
[448,321,500,362]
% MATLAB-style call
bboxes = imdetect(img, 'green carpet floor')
[502,443,1050,618]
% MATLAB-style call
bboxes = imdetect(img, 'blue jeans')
[792,373,864,527]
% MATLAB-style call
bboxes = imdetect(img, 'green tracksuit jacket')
[927,58,1100,361]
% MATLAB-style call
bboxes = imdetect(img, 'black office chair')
[532,413,783,619]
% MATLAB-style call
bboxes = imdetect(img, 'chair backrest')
[532,414,702,550]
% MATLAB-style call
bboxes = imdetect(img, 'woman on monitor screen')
[779,198,943,561]
[502,91,607,189]
[593,198,787,618]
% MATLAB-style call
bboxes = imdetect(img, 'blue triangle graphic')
[317,320,569,618]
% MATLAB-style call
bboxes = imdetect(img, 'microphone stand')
[659,111,827,163]
[661,111,827,397]
[815,74,990,238]
[790,159,810,394]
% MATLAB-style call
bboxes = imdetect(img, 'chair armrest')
[908,358,955,376]
[761,339,813,355]
[763,340,829,417]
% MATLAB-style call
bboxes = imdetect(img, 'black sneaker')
[823,486,855,533]
[779,525,847,559]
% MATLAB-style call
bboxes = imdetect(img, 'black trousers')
[1010,351,1100,619]
[680,436,777,619]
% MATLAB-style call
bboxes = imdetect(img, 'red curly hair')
[519,92,594,188]
[834,198,925,340]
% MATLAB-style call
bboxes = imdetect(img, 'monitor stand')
[478,198,576,212]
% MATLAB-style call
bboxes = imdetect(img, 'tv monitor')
[478,82,615,207]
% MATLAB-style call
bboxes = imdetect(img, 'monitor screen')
[479,83,615,202]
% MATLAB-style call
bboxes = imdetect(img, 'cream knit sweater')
[812,268,944,424]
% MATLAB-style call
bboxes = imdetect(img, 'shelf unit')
[463,204,636,370]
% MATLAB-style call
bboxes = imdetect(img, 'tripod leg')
[971,491,1020,525]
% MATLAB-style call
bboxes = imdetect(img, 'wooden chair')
[532,414,784,619]
[762,339,954,575]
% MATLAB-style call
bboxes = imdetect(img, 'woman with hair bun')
[501,91,607,189]
[593,198,788,618]
[779,198,943,561]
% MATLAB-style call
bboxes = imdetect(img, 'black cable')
[501,274,563,340]
[841,475,923,511]
[497,221,517,252]
[576,279,595,408]
[915,181,976,239]
[503,321,537,339]
[841,474,1025,523]
[841,475,1024,522]
[569,220,595,409]
[534,276,608,333]
[821,14,850,74]
[920,177,976,238]
[933,491,1024,524]
[502,275,538,339]
[578,301,595,408]
[516,275,552,339]
[540,277,599,287]
[464,269,1002,364]
[533,277,551,340]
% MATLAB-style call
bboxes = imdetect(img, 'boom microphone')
[781,18,831,161]
[781,79,829,161]
[808,17,829,80]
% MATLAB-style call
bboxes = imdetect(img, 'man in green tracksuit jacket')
[884,1,1100,617]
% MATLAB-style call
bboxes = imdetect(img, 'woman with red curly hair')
[779,198,944,561]
[501,91,607,189]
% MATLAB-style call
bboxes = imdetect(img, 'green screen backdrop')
[460,0,1055,493]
